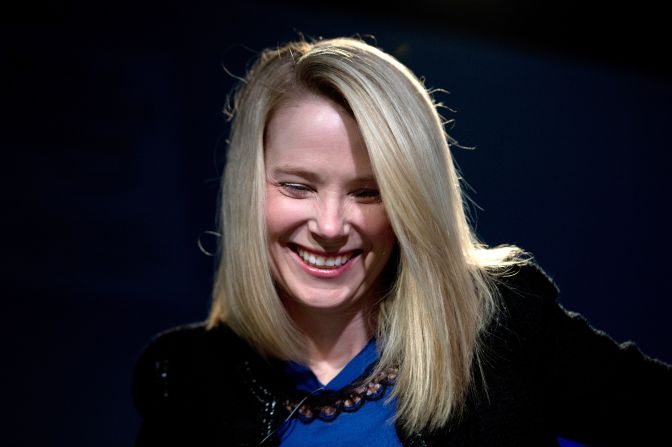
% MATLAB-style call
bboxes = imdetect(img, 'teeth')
[297,247,354,269]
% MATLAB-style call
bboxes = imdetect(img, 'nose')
[308,196,350,242]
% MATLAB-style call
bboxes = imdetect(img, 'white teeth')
[296,247,354,269]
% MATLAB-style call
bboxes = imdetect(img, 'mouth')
[289,244,361,270]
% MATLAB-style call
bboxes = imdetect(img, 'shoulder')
[484,261,672,445]
[134,322,245,374]
[132,324,286,444]
[483,261,577,371]
[131,322,248,416]
[491,261,560,331]
[137,322,208,358]
[494,261,559,302]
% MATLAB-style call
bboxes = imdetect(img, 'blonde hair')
[207,37,523,434]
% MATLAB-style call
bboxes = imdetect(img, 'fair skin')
[264,93,396,384]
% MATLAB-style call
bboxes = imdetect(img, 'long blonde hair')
[207,37,523,434]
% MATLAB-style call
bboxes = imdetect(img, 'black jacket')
[132,264,671,446]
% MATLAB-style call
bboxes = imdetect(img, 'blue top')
[278,339,402,446]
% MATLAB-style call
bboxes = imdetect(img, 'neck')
[285,302,375,385]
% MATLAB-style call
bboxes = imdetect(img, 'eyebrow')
[269,165,378,185]
[269,166,321,182]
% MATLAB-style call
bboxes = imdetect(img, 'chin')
[279,282,372,315]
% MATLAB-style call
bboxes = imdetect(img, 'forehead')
[264,94,374,178]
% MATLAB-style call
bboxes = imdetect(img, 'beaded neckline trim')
[283,366,398,423]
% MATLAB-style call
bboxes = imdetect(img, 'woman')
[133,37,671,446]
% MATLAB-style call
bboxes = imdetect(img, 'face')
[264,94,396,315]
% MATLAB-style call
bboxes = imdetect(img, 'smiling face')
[264,93,396,316]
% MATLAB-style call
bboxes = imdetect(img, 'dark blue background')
[5,1,670,445]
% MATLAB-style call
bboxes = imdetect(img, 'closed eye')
[279,182,313,198]
[352,189,382,203]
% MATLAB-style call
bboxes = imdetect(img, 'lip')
[288,243,360,278]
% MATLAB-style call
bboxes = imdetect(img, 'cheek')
[265,190,307,241]
[362,207,396,249]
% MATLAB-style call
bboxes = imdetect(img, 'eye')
[352,188,382,203]
[279,182,313,198]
